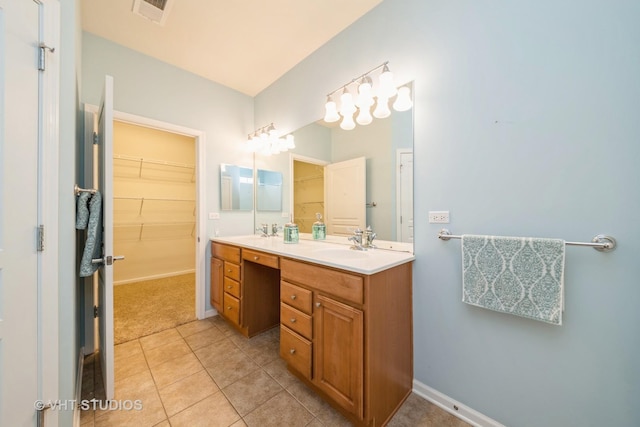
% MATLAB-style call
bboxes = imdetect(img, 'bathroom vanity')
[210,236,414,427]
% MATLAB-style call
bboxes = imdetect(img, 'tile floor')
[80,316,470,426]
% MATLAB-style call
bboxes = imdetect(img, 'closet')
[112,120,196,343]
[293,160,324,233]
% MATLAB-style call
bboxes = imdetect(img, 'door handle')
[91,255,126,265]
[36,402,52,427]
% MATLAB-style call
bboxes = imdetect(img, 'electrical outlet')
[281,212,290,218]
[428,211,450,223]
[209,212,220,220]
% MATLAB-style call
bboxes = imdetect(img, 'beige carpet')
[114,273,196,344]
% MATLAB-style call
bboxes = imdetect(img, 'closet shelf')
[114,154,195,170]
[114,221,195,227]
[114,154,195,183]
[294,174,324,183]
[114,221,196,241]
[114,196,196,203]
[114,196,196,216]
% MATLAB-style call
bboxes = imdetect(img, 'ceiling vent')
[132,0,173,26]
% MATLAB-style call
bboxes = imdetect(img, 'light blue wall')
[82,33,256,312]
[59,1,83,425]
[82,31,255,238]
[255,0,640,426]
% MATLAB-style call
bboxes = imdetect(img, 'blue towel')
[79,191,103,277]
[76,191,91,229]
[462,235,565,325]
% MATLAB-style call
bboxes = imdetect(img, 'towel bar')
[438,229,616,252]
[74,184,96,195]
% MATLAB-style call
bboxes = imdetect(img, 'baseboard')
[73,347,85,427]
[413,380,505,427]
[204,308,218,318]
[114,269,196,285]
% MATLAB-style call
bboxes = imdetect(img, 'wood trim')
[212,242,240,263]
[365,262,414,426]
[280,258,364,305]
[243,248,279,269]
[280,303,312,340]
[280,280,313,315]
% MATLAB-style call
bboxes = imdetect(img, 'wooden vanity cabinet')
[211,242,242,330]
[280,257,413,427]
[210,257,223,312]
[211,241,281,337]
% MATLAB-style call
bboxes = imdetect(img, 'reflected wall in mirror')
[220,163,254,211]
[256,169,283,211]
[254,82,414,248]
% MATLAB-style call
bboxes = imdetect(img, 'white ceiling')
[81,0,383,97]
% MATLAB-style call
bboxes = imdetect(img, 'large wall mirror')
[254,82,414,250]
[220,163,254,211]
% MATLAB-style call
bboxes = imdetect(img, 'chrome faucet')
[271,223,282,237]
[256,223,269,237]
[363,225,377,249]
[348,228,366,251]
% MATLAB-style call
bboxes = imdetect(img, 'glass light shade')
[373,96,391,119]
[324,99,340,123]
[340,90,356,115]
[267,123,279,138]
[393,86,413,111]
[340,112,356,130]
[356,78,374,108]
[356,105,373,125]
[379,65,397,98]
[285,134,295,149]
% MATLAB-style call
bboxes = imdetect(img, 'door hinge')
[94,305,99,318]
[92,132,99,145]
[38,43,55,71]
[37,225,45,251]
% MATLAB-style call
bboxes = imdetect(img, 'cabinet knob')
[291,295,297,300]
[227,269,232,273]
[289,348,296,355]
[254,256,259,260]
[227,285,232,289]
[227,306,232,310]
[290,318,296,323]
[315,302,321,308]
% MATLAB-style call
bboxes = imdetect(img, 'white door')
[325,157,366,236]
[398,151,414,243]
[0,0,40,425]
[97,75,116,400]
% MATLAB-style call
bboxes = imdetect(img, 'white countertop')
[210,235,415,274]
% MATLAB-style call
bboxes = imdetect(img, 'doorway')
[112,120,198,344]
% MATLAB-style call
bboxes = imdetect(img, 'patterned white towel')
[462,235,565,325]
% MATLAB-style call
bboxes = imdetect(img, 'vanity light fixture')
[323,61,412,130]
[245,123,295,155]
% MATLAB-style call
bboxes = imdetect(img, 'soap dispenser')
[283,216,299,244]
[312,212,326,240]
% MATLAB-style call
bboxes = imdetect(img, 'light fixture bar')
[325,61,389,98]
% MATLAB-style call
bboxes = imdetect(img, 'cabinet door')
[211,257,224,312]
[313,294,364,419]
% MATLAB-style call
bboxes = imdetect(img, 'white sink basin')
[311,247,368,259]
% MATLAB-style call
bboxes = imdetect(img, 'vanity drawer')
[224,277,241,299]
[224,261,240,281]
[212,242,241,264]
[223,293,240,326]
[281,280,313,315]
[280,325,312,380]
[281,258,364,305]
[243,249,279,269]
[280,303,312,340]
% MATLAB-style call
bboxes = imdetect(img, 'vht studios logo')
[34,399,143,411]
